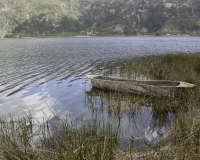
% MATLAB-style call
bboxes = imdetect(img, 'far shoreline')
[1,33,198,40]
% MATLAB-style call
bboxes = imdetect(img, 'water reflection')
[0,37,200,100]
[85,89,175,148]
[0,76,91,121]
[0,37,199,142]
[0,82,59,122]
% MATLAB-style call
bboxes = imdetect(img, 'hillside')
[0,0,200,37]
[0,0,84,37]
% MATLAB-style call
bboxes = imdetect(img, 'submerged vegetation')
[0,53,200,159]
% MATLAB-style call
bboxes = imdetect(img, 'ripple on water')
[0,37,200,97]
[0,37,199,147]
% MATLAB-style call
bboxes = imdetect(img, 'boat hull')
[87,75,195,96]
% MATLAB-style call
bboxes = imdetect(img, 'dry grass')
[0,113,118,160]
[0,53,200,159]
[105,53,200,159]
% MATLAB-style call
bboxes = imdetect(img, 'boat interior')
[94,76,180,86]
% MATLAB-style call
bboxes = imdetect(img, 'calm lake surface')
[0,36,200,147]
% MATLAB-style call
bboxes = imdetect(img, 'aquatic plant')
[105,53,200,159]
[0,112,118,160]
[0,53,200,159]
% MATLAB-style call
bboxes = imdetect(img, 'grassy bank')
[105,53,200,159]
[4,32,87,39]
[0,53,200,159]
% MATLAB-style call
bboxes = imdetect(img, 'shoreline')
[1,31,200,39]
[0,34,198,40]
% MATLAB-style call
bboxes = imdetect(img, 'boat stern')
[178,81,196,88]
[86,74,98,79]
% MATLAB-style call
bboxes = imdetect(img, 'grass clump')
[106,53,200,83]
[105,53,200,110]
[104,53,200,159]
[1,53,200,159]
[0,112,118,160]
[170,111,200,159]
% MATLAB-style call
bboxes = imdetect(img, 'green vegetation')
[0,53,200,159]
[103,53,200,159]
[12,16,81,35]
[104,53,200,111]
[4,32,85,38]
[1,0,200,37]
[0,112,119,160]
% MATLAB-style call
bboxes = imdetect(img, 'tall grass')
[0,53,200,159]
[0,112,118,160]
[105,53,200,159]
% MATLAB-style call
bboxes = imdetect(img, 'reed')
[0,112,118,160]
[0,53,200,159]
[105,53,200,159]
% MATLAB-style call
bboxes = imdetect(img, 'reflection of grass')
[104,53,200,159]
[87,88,149,113]
[1,53,200,159]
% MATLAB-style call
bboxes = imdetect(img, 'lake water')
[0,36,200,147]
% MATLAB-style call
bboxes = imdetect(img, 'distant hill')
[0,0,200,38]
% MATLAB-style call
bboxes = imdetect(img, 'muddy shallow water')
[0,36,200,147]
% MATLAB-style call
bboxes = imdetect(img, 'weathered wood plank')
[86,75,196,96]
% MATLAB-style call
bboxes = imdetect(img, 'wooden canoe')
[86,75,196,96]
